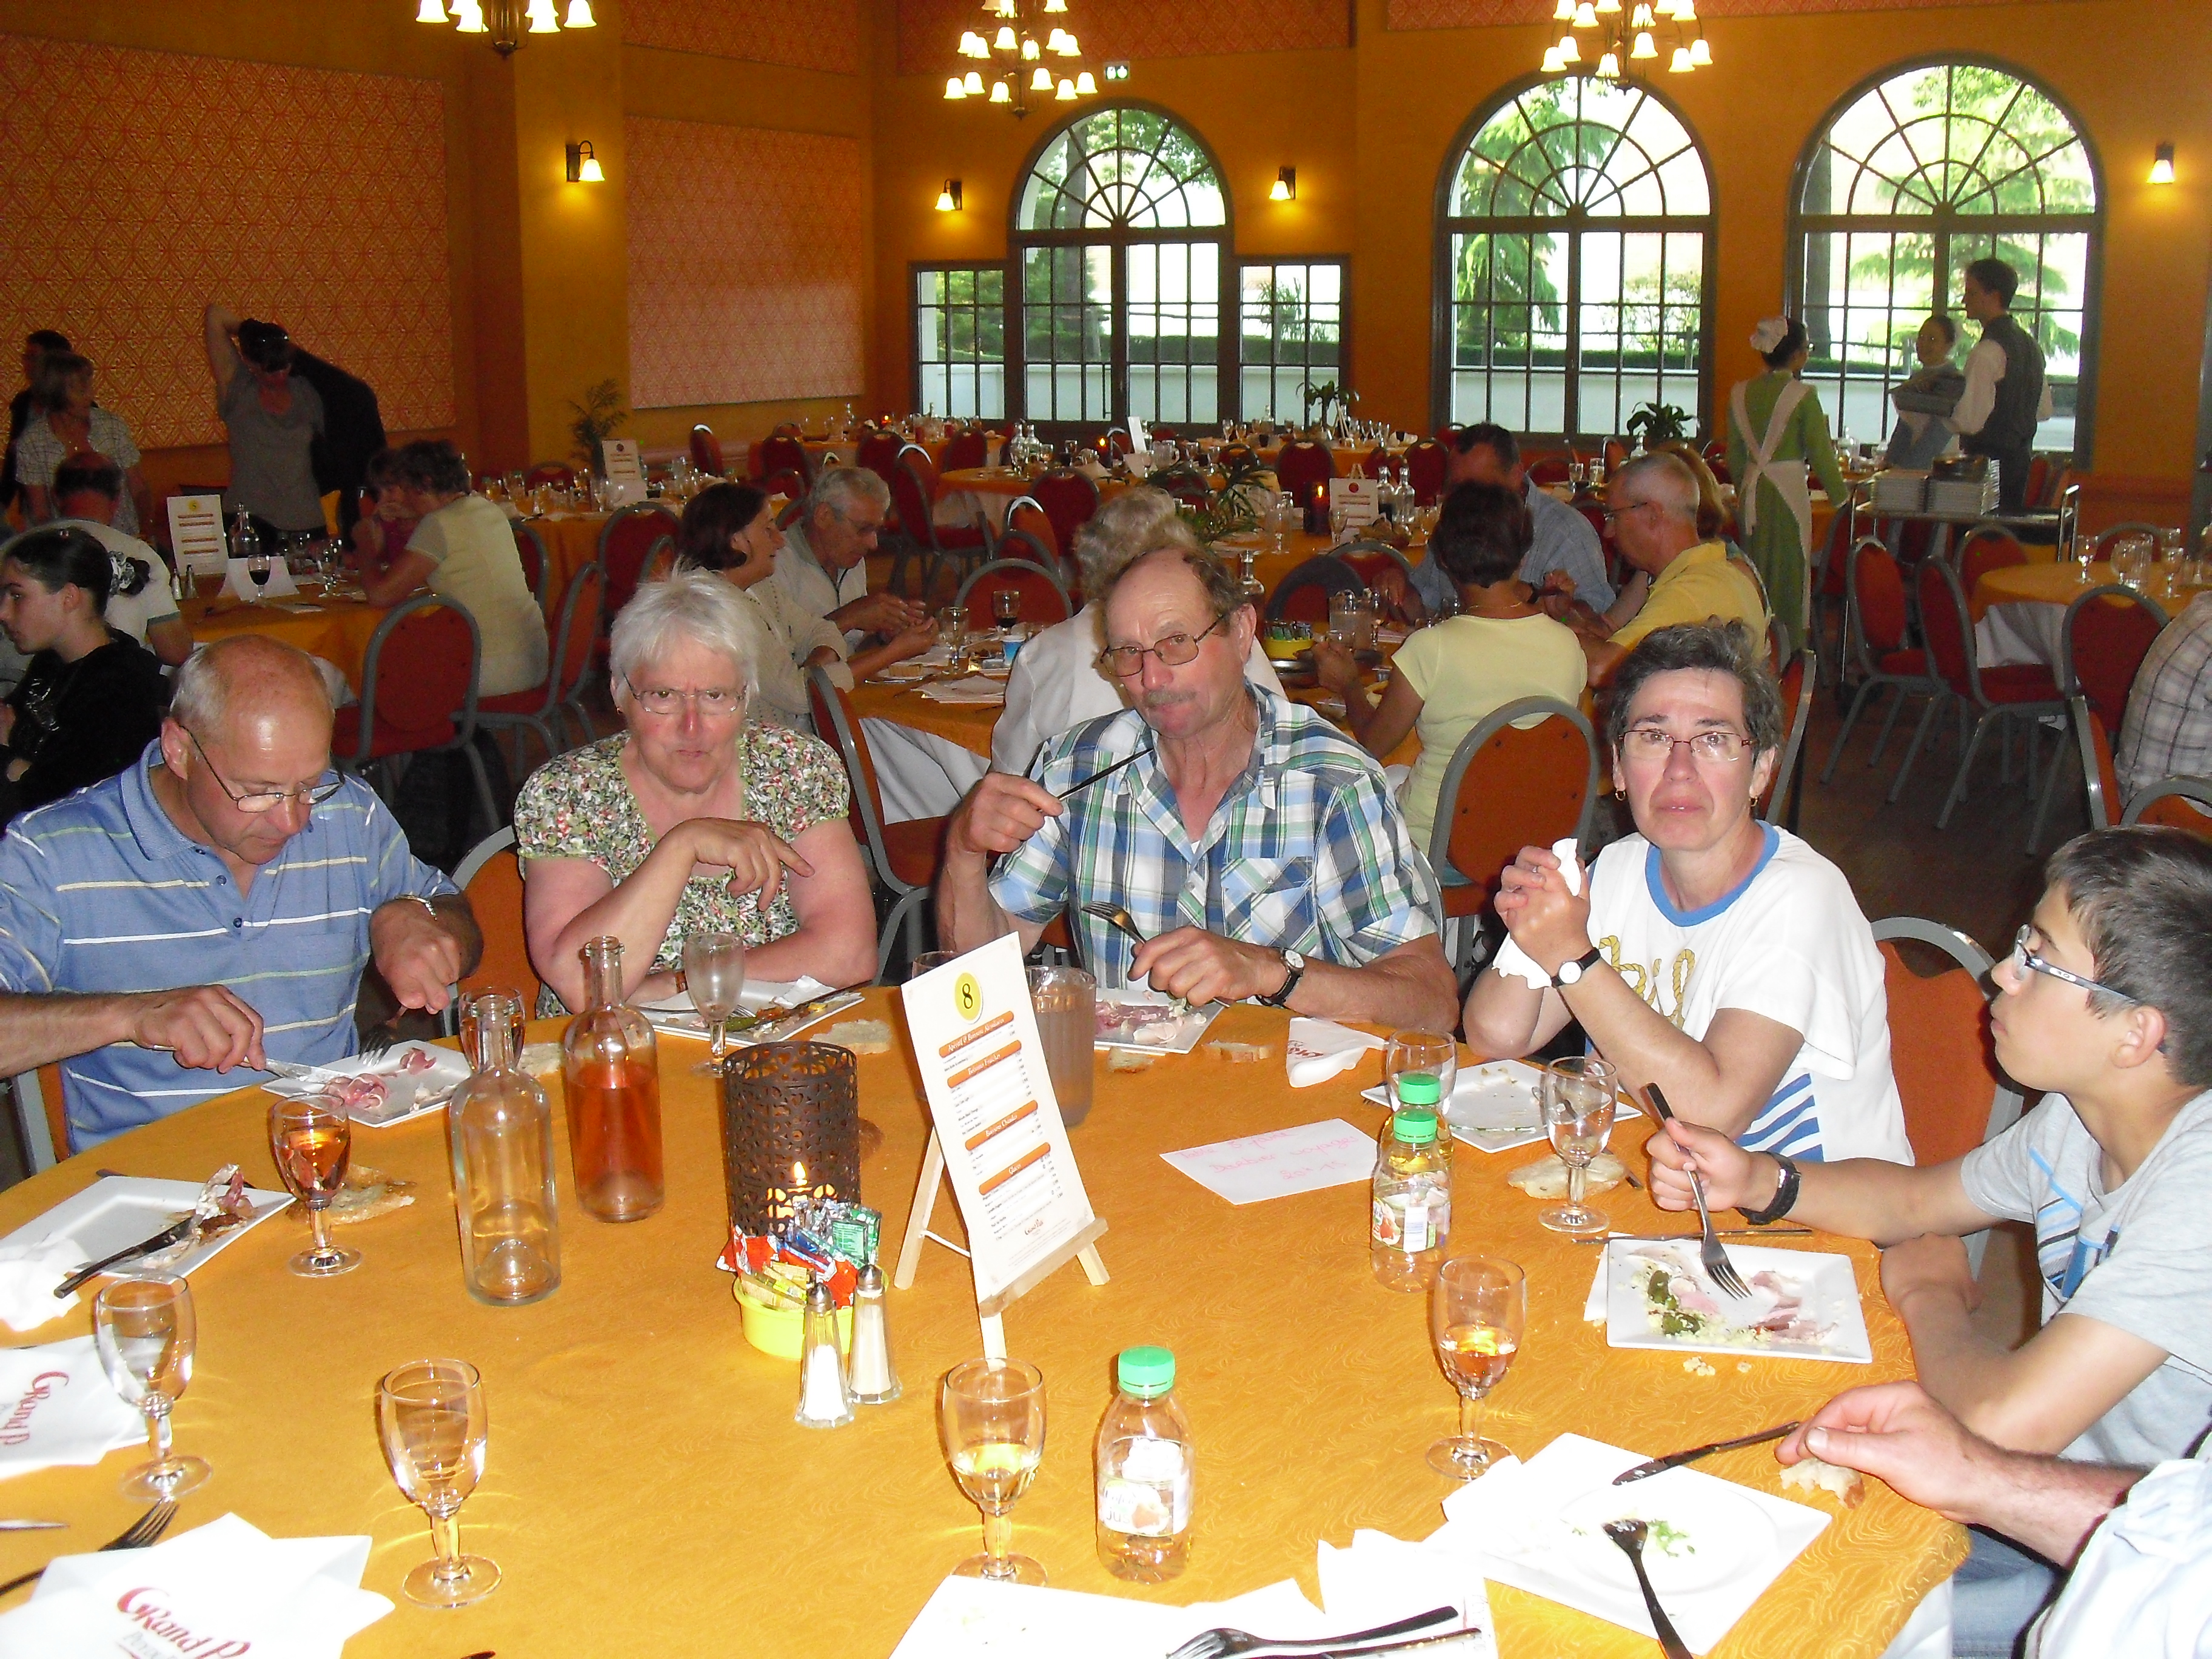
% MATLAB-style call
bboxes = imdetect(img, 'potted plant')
[568,379,629,477]
[1626,400,1691,451]
[1299,377,1340,434]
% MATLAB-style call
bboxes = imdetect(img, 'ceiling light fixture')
[945,0,1100,118]
[416,0,592,56]
[1543,0,1709,83]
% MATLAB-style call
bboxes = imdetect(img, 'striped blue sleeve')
[0,823,63,994]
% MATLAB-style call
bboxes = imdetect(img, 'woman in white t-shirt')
[1464,620,1909,1163]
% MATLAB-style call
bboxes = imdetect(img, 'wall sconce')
[935,178,964,213]
[1270,166,1296,203]
[2150,142,2176,185]
[565,140,603,183]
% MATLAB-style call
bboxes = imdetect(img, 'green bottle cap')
[1392,1107,1441,1145]
[1117,1345,1176,1397]
[1395,1072,1443,1107]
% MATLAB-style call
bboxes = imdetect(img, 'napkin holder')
[720,1042,860,1234]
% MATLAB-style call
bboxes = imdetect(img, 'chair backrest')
[545,560,605,704]
[511,519,549,611]
[8,1060,69,1170]
[688,424,725,477]
[452,825,545,1011]
[524,462,575,489]
[1869,917,2023,1173]
[1104,427,1133,458]
[1272,441,1336,502]
[596,503,679,620]
[895,442,940,494]
[2059,584,2168,726]
[1262,555,1365,624]
[751,434,810,484]
[1336,540,1418,594]
[1030,469,1102,555]
[2073,695,2118,831]
[1812,495,1858,602]
[956,557,1073,625]
[759,468,807,507]
[940,431,989,472]
[2123,774,2212,835]
[1956,525,2027,595]
[1914,555,1978,696]
[1765,615,1789,677]
[805,666,900,884]
[889,454,940,555]
[1602,438,1631,474]
[1150,467,1212,508]
[1427,697,1600,902]
[1404,440,1447,505]
[2090,521,2165,560]
[1759,648,1815,822]
[2025,454,2053,509]
[854,430,903,491]
[1700,438,1732,486]
[1525,454,1573,486]
[347,595,481,760]
[1845,537,1911,668]
[1004,495,1058,560]
[1363,447,1406,482]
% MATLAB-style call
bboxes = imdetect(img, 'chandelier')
[415,0,596,57]
[1541,0,1711,80]
[944,0,1098,116]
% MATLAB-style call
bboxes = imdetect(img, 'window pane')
[914,264,1007,421]
[1238,259,1348,424]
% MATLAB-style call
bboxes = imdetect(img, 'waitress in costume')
[1724,316,1848,654]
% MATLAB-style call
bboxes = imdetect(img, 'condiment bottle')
[846,1261,900,1406]
[449,992,561,1305]
[1370,1091,1450,1292]
[560,937,665,1222]
[1095,1346,1193,1582]
[793,1278,853,1430]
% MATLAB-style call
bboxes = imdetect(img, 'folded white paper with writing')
[1162,1119,1376,1205]
[0,1336,142,1478]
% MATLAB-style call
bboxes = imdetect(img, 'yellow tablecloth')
[528,511,610,607]
[183,595,386,693]
[0,999,1959,1657]
[1970,559,2179,623]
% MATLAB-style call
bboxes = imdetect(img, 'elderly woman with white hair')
[512,570,877,1012]
[990,488,1286,776]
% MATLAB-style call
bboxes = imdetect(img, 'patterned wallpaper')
[625,117,864,409]
[0,34,454,451]
[624,0,863,75]
[1386,0,2086,24]
[896,0,1350,75]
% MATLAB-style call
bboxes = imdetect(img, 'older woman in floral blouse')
[513,569,876,1012]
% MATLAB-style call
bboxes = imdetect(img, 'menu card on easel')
[166,494,228,582]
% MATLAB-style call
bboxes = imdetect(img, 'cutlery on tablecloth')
[0,1522,65,1532]
[53,1208,248,1299]
[1612,1421,1801,1484]
[1166,1604,1457,1659]
[1603,1520,1692,1659]
[1643,1085,1751,1299]
[0,1501,175,1598]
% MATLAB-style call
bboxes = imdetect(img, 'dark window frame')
[1237,256,1352,425]
[910,260,1010,422]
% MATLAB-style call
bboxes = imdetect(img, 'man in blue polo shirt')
[0,634,480,1148]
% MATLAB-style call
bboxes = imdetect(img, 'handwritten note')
[1161,1119,1375,1206]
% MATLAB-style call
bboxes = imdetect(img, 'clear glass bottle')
[229,505,259,565]
[448,993,560,1305]
[560,937,664,1222]
[1096,1346,1193,1582]
[1370,1093,1450,1293]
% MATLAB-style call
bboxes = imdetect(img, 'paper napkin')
[0,1241,89,1331]
[1487,837,1588,992]
[1286,1017,1387,1088]
[920,675,1007,705]
[0,1337,144,1477]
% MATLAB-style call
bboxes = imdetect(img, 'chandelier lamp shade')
[1541,0,1711,80]
[945,0,1099,116]
[417,0,595,56]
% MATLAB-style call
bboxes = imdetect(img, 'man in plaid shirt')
[2118,594,2212,805]
[936,543,1459,1031]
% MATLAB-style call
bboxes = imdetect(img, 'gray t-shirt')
[1960,1089,2212,1466]
[1410,478,1614,615]
[219,370,325,531]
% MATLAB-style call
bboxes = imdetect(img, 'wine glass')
[992,588,1022,630]
[940,1357,1048,1585]
[682,931,747,1074]
[1384,1030,1460,1114]
[269,1093,361,1276]
[93,1274,211,1500]
[378,1359,499,1609]
[1538,1055,1620,1236]
[1427,1256,1525,1480]
[246,552,271,601]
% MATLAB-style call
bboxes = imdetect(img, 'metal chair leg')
[2025,727,2073,854]
[1887,694,1947,803]
[1937,710,1995,828]
[1868,682,1914,768]
[1822,679,1881,783]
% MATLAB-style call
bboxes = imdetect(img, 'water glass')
[379,1359,499,1609]
[940,1358,1048,1585]
[93,1274,211,1500]
[1538,1055,1620,1236]
[682,931,748,1074]
[1426,1257,1525,1480]
[1384,1030,1459,1115]
[1027,965,1096,1128]
[1328,589,1362,649]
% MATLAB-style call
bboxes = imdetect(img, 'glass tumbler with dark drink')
[269,1092,361,1276]
[561,936,665,1221]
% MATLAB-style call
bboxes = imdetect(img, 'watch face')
[1557,960,1582,984]
[1283,950,1306,972]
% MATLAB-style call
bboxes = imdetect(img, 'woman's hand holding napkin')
[1488,838,1591,992]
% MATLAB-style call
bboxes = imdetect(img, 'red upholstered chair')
[890,447,989,602]
[595,503,680,623]
[1364,447,1406,483]
[956,558,1073,627]
[758,469,807,506]
[1526,455,1574,487]
[689,424,725,477]
[1915,557,2066,828]
[1147,425,1178,442]
[450,827,545,1016]
[1336,540,1419,612]
[1030,469,1102,561]
[806,666,945,978]
[1105,427,1133,458]
[1955,524,2027,596]
[1807,500,1859,683]
[478,561,605,771]
[1272,441,1335,505]
[1150,468,1213,509]
[993,528,1061,586]
[1758,649,1816,824]
[333,595,498,831]
[2024,455,2053,509]
[1004,496,1057,560]
[2124,776,2212,837]
[1700,439,1732,487]
[1403,440,1448,506]
[2026,583,2170,851]
[511,520,549,612]
[856,429,903,491]
[940,430,990,472]
[1823,538,1945,794]
[1602,438,1630,475]
[1262,555,1364,625]
[750,434,811,486]
[524,463,575,490]
[2073,695,2120,831]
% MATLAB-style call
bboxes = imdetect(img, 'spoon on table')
[1603,1520,1692,1659]
[1081,902,1148,951]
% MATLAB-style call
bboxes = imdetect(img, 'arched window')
[1011,105,1232,431]
[1791,60,2100,458]
[1435,78,1714,441]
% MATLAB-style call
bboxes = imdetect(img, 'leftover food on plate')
[1630,1244,1835,1349]
[1506,1151,1627,1198]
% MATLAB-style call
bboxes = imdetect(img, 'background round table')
[1969,560,2198,668]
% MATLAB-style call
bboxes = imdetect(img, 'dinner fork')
[1165,1604,1456,1659]
[1642,1085,1751,1299]
[1603,1520,1692,1659]
[1082,901,1150,952]
[0,1501,176,1597]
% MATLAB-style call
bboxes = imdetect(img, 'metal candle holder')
[720,1042,860,1233]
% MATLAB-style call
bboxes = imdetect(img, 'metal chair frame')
[2123,774,2212,827]
[954,557,1073,625]
[1821,537,1945,790]
[478,560,605,773]
[2025,583,2169,852]
[1761,648,1817,825]
[337,593,500,834]
[511,518,550,612]
[806,665,934,979]
[1912,557,2065,828]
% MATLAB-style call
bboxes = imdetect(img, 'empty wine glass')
[269,1093,361,1276]
[1384,1030,1460,1115]
[1427,1256,1525,1480]
[1538,1055,1620,1236]
[681,930,747,1074]
[940,1357,1048,1585]
[94,1274,210,1500]
[379,1359,498,1609]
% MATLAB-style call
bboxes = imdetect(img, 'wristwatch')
[1740,1154,1801,1226]
[1551,946,1604,988]
[1257,949,1307,1008]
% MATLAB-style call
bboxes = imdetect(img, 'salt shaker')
[793,1278,853,1430]
[846,1262,900,1406]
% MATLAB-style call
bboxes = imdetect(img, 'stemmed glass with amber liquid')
[269,1093,361,1276]
[941,1358,1048,1585]
[1427,1256,1525,1480]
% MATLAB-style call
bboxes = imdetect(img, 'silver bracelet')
[407,894,441,921]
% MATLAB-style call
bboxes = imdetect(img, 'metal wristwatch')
[1551,946,1604,988]
[1740,1154,1801,1225]
[1257,949,1307,1008]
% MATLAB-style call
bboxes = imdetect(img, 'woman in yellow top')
[1726,317,1846,653]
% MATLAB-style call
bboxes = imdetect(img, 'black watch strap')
[1740,1153,1801,1225]
[1258,953,1305,1008]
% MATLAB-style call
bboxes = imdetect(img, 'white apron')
[1730,377,1814,554]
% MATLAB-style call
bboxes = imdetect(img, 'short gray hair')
[1606,621,1784,757]
[170,634,332,734]
[806,464,890,523]
[610,569,760,703]
[1609,451,1703,526]
[1073,486,1196,593]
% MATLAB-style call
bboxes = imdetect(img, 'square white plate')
[1093,993,1225,1054]
[1604,1238,1872,1364]
[640,978,863,1048]
[2,1177,292,1281]
[270,1042,471,1128]
[1361,1061,1641,1155]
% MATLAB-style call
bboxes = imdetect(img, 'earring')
[1613,786,1627,800]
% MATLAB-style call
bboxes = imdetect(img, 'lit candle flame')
[793,1161,806,1187]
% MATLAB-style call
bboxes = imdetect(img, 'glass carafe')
[561,937,665,1222]
[449,993,561,1304]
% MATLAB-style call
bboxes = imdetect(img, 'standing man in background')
[1949,258,2050,514]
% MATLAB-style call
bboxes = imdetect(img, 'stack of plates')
[1929,472,1999,515]
[1871,470,1927,512]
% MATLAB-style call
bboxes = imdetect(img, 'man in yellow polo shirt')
[1552,450,1769,684]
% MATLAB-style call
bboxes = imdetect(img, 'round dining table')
[1970,560,2202,669]
[0,999,1960,1657]
[183,591,387,696]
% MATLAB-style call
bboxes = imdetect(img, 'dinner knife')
[0,1522,64,1532]
[1611,1421,1801,1484]
[53,1216,196,1298]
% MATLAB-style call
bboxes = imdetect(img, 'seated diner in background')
[1546,451,1769,685]
[349,446,419,583]
[991,486,1282,778]
[770,465,931,649]
[361,438,548,698]
[47,453,192,665]
[1464,620,1910,1163]
[1313,479,1586,853]
[2116,591,2212,805]
[1413,421,1615,620]
[202,307,327,543]
[0,634,478,1149]
[514,569,876,1013]
[671,481,936,731]
[10,350,158,543]
[1649,824,2212,1655]
[0,525,170,826]
[937,543,1458,1031]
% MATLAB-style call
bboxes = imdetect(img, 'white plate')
[2,1176,292,1281]
[1360,1061,1641,1154]
[1604,1238,1873,1364]
[1093,993,1225,1054]
[641,977,863,1047]
[1554,1480,1778,1598]
[271,1042,471,1128]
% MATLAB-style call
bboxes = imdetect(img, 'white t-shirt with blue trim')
[1584,825,1912,1165]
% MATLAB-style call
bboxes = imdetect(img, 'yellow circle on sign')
[953,973,984,1022]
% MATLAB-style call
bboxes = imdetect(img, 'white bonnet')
[1749,317,1791,354]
